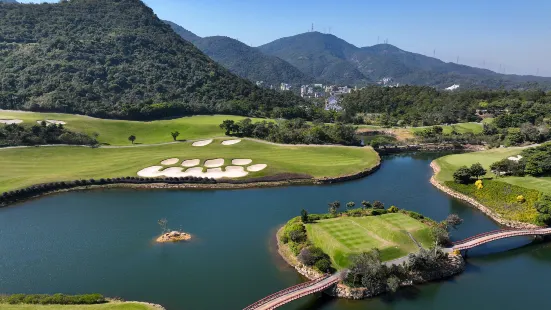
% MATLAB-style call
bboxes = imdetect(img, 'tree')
[171,131,180,141]
[219,120,236,135]
[469,163,487,179]
[444,214,463,230]
[346,201,356,210]
[300,209,308,223]
[373,201,385,209]
[453,166,473,184]
[128,135,136,144]
[158,218,169,233]
[430,225,450,246]
[328,201,341,215]
[361,200,372,209]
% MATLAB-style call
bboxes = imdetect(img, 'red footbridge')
[451,227,551,251]
[244,227,551,309]
[243,274,339,310]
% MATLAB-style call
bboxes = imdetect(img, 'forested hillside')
[259,32,551,90]
[0,0,309,120]
[341,86,551,126]
[165,21,312,85]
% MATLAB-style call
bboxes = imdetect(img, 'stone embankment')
[376,143,484,154]
[429,161,539,229]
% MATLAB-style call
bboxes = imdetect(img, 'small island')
[277,201,464,299]
[155,218,191,243]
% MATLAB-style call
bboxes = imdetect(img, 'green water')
[0,153,549,310]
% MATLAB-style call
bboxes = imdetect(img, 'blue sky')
[18,0,551,76]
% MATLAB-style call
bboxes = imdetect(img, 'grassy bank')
[306,213,433,268]
[0,302,158,310]
[0,139,379,193]
[0,110,263,146]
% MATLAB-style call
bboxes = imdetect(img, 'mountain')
[165,21,312,85]
[259,32,551,89]
[0,0,307,120]
[0,0,18,3]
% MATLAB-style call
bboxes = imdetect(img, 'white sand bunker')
[204,158,224,168]
[161,158,179,165]
[137,165,249,179]
[0,119,23,124]
[508,155,523,162]
[137,166,165,177]
[182,159,200,167]
[192,139,213,147]
[247,164,267,172]
[222,139,241,145]
[36,120,67,126]
[232,159,252,165]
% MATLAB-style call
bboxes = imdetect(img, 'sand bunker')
[192,139,213,147]
[222,139,241,145]
[204,158,224,168]
[137,165,249,179]
[36,120,67,126]
[508,155,523,162]
[182,159,200,167]
[161,158,179,165]
[0,119,23,124]
[247,164,267,172]
[232,159,253,165]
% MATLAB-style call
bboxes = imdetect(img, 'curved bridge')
[452,227,551,251]
[243,274,339,310]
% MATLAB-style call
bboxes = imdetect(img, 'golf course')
[0,110,263,145]
[0,303,160,310]
[306,213,434,268]
[0,138,379,193]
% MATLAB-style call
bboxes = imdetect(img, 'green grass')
[498,176,551,194]
[434,147,524,182]
[410,122,483,135]
[305,213,433,269]
[0,303,156,310]
[0,139,379,192]
[0,110,266,146]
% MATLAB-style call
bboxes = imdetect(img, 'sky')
[18,0,551,77]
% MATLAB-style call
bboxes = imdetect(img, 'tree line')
[0,122,97,147]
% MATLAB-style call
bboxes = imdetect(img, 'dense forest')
[341,86,551,126]
[0,0,311,120]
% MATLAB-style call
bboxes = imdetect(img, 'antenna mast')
[311,23,314,32]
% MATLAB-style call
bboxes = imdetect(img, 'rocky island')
[156,231,191,243]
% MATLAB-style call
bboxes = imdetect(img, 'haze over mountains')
[169,21,551,90]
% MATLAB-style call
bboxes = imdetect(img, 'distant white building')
[325,95,342,111]
[280,83,292,91]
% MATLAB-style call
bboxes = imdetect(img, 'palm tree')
[346,201,355,210]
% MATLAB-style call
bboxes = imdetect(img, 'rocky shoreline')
[0,160,381,208]
[276,227,465,300]
[429,161,539,229]
[156,231,191,243]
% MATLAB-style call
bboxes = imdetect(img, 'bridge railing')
[262,277,339,309]
[452,228,519,245]
[453,229,551,250]
[243,275,331,310]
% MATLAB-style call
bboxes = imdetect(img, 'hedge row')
[222,173,312,184]
[0,293,105,305]
[0,176,217,205]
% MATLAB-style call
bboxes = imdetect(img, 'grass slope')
[0,111,264,145]
[0,139,379,192]
[0,303,156,310]
[305,213,432,269]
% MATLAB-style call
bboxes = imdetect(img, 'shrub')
[3,294,105,305]
[406,211,424,220]
[517,195,526,203]
[388,206,399,213]
[314,258,333,273]
[371,209,387,216]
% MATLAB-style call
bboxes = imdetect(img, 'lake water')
[1,152,550,310]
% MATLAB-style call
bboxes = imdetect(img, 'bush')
[453,166,473,184]
[371,209,387,216]
[388,206,399,213]
[314,258,333,273]
[2,294,105,305]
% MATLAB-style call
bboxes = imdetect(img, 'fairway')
[0,110,266,146]
[434,147,524,182]
[0,303,158,310]
[305,213,433,269]
[498,176,551,194]
[0,139,379,193]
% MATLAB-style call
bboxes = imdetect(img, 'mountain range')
[0,0,306,120]
[169,22,551,90]
[165,21,312,86]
